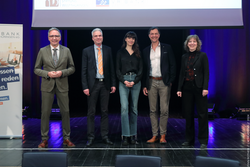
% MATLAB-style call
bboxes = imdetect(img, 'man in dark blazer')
[142,27,176,144]
[81,28,116,146]
[34,27,75,148]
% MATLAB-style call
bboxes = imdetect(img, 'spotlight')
[236,104,250,120]
[51,104,61,120]
[208,103,215,120]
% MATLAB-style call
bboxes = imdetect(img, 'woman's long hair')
[121,31,140,57]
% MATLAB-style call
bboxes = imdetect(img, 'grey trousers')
[148,78,171,136]
[41,86,71,140]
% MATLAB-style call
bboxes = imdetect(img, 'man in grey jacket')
[34,27,75,148]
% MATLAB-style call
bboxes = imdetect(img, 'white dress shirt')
[150,42,161,77]
[50,45,60,60]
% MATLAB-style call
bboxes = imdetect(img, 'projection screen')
[32,0,243,28]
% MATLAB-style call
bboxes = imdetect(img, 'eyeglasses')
[49,35,60,38]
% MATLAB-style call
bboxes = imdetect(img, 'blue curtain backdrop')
[0,0,249,116]
[190,0,250,111]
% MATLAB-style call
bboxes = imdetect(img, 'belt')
[125,72,135,75]
[96,78,104,81]
[150,76,162,80]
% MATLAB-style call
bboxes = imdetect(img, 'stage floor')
[0,114,249,167]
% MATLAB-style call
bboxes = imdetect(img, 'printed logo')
[96,0,109,7]
[45,0,59,7]
[0,96,10,105]
[0,32,20,39]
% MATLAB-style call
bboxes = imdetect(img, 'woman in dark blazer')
[116,31,143,146]
[177,34,209,149]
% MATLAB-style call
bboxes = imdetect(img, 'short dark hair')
[148,27,160,35]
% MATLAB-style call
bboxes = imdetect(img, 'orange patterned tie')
[97,48,103,75]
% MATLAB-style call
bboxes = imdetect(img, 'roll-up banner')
[0,24,23,138]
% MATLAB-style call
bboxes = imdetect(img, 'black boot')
[130,136,136,144]
[122,136,129,146]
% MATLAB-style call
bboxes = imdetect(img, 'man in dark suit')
[34,27,75,148]
[81,28,116,146]
[142,27,176,144]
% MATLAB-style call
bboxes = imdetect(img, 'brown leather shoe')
[38,140,48,148]
[147,136,159,143]
[160,135,167,143]
[63,139,75,147]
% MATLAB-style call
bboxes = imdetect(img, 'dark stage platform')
[0,114,249,167]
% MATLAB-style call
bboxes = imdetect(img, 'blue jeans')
[119,74,141,136]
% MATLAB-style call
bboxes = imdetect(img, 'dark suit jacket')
[177,51,209,91]
[8,59,18,65]
[34,45,75,92]
[142,43,176,89]
[81,45,116,93]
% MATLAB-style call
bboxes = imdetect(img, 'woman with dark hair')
[116,31,143,146]
[177,34,209,149]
